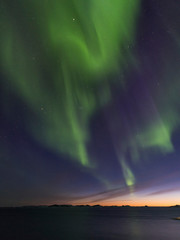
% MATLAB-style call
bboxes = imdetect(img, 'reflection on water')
[0,207,180,240]
[130,219,142,238]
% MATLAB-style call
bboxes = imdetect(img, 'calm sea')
[0,207,180,240]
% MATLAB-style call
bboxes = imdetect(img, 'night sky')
[1,0,180,207]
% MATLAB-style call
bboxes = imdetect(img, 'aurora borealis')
[0,0,180,207]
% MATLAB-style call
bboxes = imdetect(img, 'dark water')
[0,207,180,240]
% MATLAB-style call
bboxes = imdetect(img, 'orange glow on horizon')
[85,199,180,207]
[71,191,180,207]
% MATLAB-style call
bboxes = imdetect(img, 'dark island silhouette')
[1,204,180,209]
[170,205,180,208]
[1,204,180,221]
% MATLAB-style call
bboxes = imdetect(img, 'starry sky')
[0,0,180,207]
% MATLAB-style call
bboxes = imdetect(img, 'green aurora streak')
[2,1,179,189]
[1,0,140,168]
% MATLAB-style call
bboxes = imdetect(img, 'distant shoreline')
[0,204,180,209]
